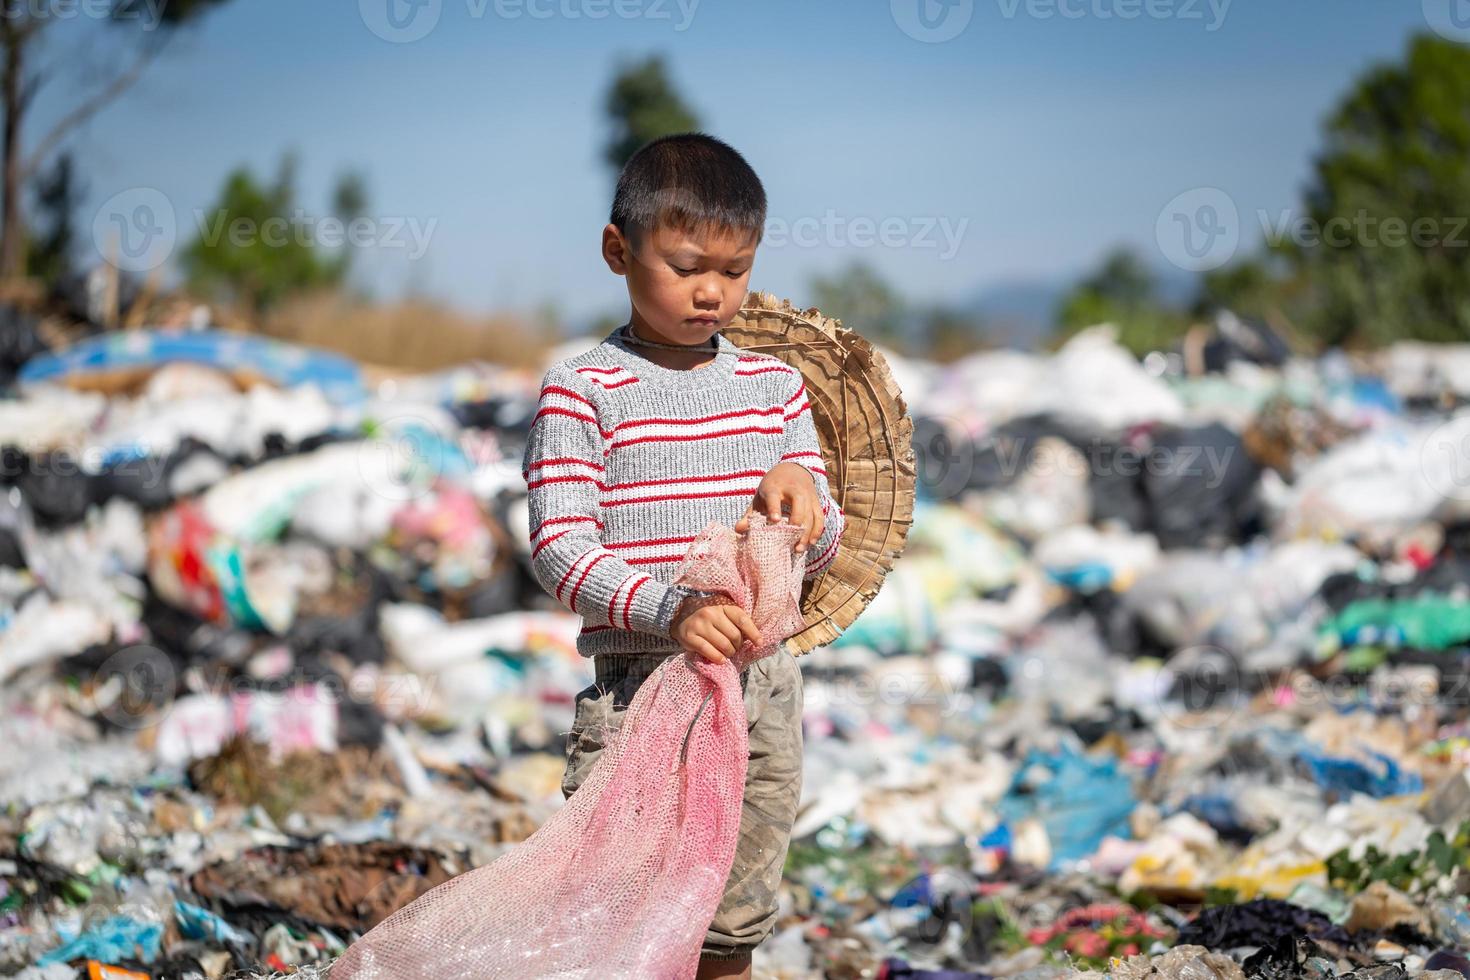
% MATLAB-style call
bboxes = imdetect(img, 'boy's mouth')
[687,316,719,326]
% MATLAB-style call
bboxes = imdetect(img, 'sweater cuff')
[627,580,690,639]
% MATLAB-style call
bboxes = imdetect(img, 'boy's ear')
[602,223,632,275]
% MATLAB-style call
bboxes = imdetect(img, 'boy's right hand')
[671,594,762,665]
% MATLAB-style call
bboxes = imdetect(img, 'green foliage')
[1326,819,1470,896]
[181,155,364,314]
[919,305,990,362]
[25,152,80,286]
[602,55,700,174]
[1202,885,1240,907]
[1054,247,1190,355]
[1288,34,1470,345]
[1193,257,1288,322]
[809,261,913,352]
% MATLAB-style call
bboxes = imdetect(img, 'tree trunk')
[0,26,26,283]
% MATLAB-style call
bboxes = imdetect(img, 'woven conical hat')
[723,291,916,656]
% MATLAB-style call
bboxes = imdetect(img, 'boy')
[521,132,844,978]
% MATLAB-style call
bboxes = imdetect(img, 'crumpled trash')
[995,744,1136,870]
[36,913,163,967]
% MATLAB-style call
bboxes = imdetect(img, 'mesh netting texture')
[327,512,807,979]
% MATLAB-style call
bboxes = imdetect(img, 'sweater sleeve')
[776,369,845,580]
[521,364,688,637]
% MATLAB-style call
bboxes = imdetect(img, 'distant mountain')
[964,264,1200,351]
[965,280,1065,350]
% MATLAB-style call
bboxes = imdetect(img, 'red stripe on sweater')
[531,514,603,538]
[610,404,782,433]
[524,456,604,473]
[622,575,651,629]
[538,385,595,408]
[602,487,757,507]
[606,534,699,550]
[554,550,592,603]
[735,365,796,377]
[531,406,603,431]
[531,527,576,559]
[809,533,841,572]
[604,469,767,491]
[525,473,601,491]
[779,451,827,476]
[613,425,783,450]
[568,553,610,612]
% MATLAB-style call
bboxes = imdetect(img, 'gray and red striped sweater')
[521,322,845,659]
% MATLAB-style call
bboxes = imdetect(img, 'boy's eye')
[725,270,747,279]
[672,265,696,275]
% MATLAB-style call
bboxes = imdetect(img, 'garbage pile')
[2,319,1470,978]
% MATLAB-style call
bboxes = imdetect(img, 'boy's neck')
[625,320,718,371]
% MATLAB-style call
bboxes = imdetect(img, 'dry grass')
[224,290,563,372]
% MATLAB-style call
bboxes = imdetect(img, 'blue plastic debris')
[995,745,1136,870]
[37,913,162,966]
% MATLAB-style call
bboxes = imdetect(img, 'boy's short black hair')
[610,132,767,255]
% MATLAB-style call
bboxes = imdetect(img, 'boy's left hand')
[734,461,822,553]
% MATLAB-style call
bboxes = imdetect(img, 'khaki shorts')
[561,649,805,961]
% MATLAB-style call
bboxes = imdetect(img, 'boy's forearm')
[527,518,689,637]
[802,476,844,579]
[523,363,690,639]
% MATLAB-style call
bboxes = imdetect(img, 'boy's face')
[602,220,757,345]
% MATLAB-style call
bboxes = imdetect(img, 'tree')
[808,261,913,352]
[915,305,989,362]
[1192,257,1284,321]
[1055,247,1189,354]
[0,0,233,281]
[26,150,81,286]
[181,154,366,315]
[602,55,700,174]
[1289,34,1470,345]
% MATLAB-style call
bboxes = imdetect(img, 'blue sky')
[39,0,1446,329]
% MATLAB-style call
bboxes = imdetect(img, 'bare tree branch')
[20,30,173,182]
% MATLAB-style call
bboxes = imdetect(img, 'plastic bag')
[327,511,807,978]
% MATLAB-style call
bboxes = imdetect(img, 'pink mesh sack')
[327,512,807,979]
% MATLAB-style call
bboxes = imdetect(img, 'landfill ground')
[5,319,1470,978]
